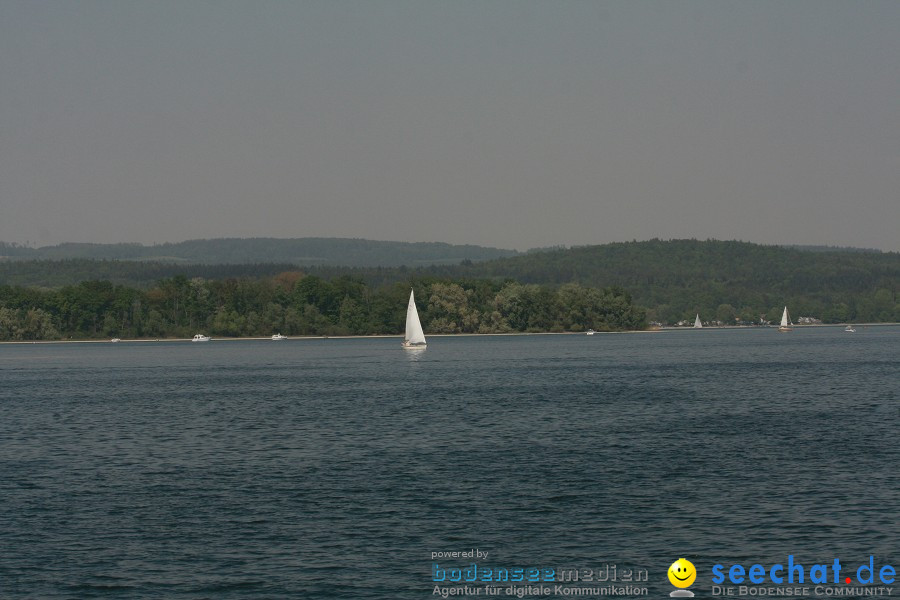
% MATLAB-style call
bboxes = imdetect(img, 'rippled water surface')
[1,327,898,598]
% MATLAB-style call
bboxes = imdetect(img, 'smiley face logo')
[668,558,696,588]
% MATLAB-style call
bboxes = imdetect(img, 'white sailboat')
[777,307,793,332]
[693,314,702,328]
[402,289,427,348]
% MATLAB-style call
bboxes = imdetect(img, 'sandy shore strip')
[1,323,896,345]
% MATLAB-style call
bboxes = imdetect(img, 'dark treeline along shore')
[448,239,899,325]
[0,239,897,340]
[0,276,644,341]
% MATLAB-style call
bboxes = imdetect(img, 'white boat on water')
[693,314,702,328]
[272,333,287,340]
[777,307,793,332]
[402,289,427,348]
[192,334,211,342]
[844,325,856,333]
[110,338,120,343]
[586,329,595,335]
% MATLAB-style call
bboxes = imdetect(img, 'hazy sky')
[1,1,898,252]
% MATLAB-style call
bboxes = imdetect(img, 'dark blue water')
[1,327,898,598]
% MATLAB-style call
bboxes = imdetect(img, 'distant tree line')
[0,259,301,288]
[441,239,900,325]
[0,237,517,266]
[0,275,645,341]
[1,239,897,328]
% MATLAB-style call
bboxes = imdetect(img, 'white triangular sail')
[777,306,793,332]
[693,314,702,328]
[780,306,791,328]
[403,290,426,347]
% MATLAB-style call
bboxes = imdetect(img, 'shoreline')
[0,331,637,345]
[0,323,896,345]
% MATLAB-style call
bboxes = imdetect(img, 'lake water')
[1,327,898,599]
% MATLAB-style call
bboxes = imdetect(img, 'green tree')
[0,307,21,340]
[22,308,59,340]
[716,303,736,325]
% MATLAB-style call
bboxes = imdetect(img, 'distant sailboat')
[402,289,427,348]
[693,314,702,329]
[778,307,793,332]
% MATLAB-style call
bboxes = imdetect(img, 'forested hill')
[0,260,302,288]
[0,238,517,266]
[1,239,897,324]
[440,239,899,324]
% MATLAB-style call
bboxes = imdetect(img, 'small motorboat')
[272,333,287,340]
[192,334,211,342]
[844,325,856,333]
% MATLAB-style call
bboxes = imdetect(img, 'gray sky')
[1,1,898,252]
